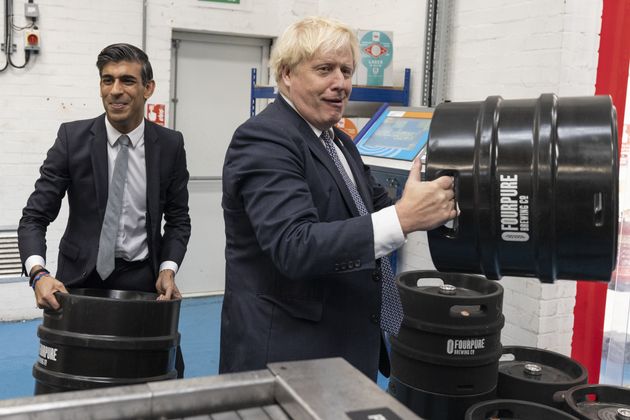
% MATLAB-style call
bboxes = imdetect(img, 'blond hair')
[270,16,359,85]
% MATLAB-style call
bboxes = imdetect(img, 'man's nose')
[330,68,346,89]
[111,79,123,95]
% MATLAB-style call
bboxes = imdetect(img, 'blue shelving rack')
[250,68,411,117]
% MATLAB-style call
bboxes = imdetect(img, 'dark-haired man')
[18,43,191,376]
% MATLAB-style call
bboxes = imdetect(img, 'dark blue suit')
[219,95,392,379]
[18,114,191,286]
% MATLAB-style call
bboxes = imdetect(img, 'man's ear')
[280,65,292,88]
[144,80,156,100]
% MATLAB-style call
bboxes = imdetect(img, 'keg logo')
[499,174,530,242]
[446,338,485,355]
[38,343,58,366]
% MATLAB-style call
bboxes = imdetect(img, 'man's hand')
[155,269,182,300]
[395,158,458,235]
[33,274,68,310]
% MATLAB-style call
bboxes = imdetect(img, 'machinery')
[0,358,421,420]
[356,104,434,200]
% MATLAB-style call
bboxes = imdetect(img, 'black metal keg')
[33,288,181,394]
[497,346,588,408]
[388,270,504,420]
[466,399,579,419]
[426,94,618,283]
[555,384,630,420]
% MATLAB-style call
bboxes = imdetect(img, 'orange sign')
[147,104,166,126]
[336,118,359,140]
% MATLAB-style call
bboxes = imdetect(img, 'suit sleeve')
[159,132,191,266]
[224,122,376,280]
[18,125,71,266]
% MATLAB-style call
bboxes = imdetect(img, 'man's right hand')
[33,274,68,310]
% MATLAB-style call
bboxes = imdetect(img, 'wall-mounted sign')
[146,104,166,126]
[199,0,240,4]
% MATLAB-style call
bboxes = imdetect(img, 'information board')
[356,109,433,161]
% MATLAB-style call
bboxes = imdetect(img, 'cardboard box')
[354,30,393,87]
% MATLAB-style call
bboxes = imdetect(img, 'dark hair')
[96,43,153,85]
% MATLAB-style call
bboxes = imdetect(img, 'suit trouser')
[83,258,185,378]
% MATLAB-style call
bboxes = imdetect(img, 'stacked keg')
[555,384,630,420]
[497,346,588,407]
[465,399,579,419]
[388,271,504,420]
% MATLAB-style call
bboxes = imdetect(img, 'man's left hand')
[155,269,182,300]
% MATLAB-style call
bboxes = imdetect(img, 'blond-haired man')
[219,17,455,379]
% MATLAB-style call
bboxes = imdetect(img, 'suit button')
[355,259,361,268]
[370,314,379,324]
[334,264,340,272]
[372,272,380,282]
[81,271,87,278]
[340,263,347,270]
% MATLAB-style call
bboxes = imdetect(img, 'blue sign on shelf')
[356,110,433,162]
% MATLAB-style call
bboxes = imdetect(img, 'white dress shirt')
[25,118,178,276]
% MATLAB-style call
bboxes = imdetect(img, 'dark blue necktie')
[321,130,403,336]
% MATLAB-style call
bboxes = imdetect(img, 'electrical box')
[24,3,40,19]
[24,29,40,53]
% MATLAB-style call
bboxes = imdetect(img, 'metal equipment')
[0,358,421,419]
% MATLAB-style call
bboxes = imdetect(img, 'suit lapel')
[274,97,366,217]
[144,120,160,227]
[274,98,359,216]
[333,129,374,213]
[90,115,109,223]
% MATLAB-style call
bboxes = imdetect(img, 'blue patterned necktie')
[96,135,130,280]
[320,130,403,336]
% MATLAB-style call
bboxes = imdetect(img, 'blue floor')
[0,295,387,401]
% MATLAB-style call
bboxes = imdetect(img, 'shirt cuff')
[372,205,406,259]
[25,255,46,276]
[159,261,179,275]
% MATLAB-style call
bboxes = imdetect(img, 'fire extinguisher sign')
[146,104,166,126]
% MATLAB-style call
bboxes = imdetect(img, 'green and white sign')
[357,30,393,86]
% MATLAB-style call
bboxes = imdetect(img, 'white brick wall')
[0,0,604,359]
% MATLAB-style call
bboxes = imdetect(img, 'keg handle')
[552,390,567,404]
[43,306,63,320]
[434,170,459,238]
[593,192,604,227]
[42,291,65,320]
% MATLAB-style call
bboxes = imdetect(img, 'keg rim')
[53,288,182,305]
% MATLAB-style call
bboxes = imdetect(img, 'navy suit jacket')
[18,114,191,286]
[219,96,392,379]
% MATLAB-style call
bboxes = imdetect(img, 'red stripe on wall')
[571,0,630,385]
